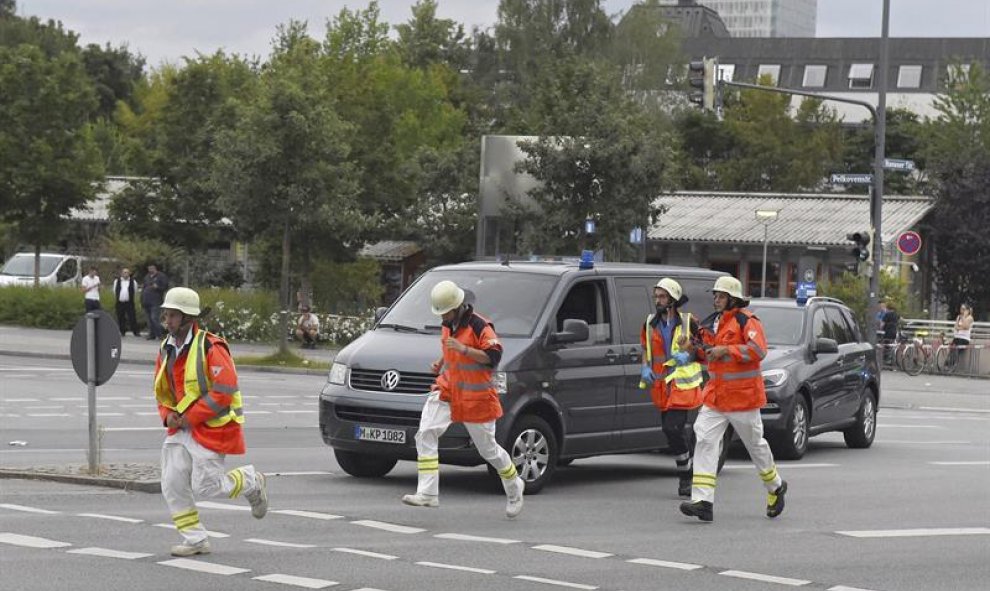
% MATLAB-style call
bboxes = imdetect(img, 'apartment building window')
[802,65,827,87]
[947,63,971,86]
[897,65,923,88]
[757,64,781,86]
[717,64,736,82]
[848,63,874,89]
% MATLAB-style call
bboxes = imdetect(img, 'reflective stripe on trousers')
[690,406,781,504]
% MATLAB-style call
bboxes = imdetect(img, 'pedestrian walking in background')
[80,266,101,311]
[142,264,168,340]
[680,276,786,523]
[640,278,703,498]
[402,280,525,519]
[154,287,268,557]
[113,267,140,336]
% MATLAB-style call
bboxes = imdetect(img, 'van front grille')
[349,368,435,394]
[334,404,422,427]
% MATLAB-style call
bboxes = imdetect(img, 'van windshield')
[379,270,558,337]
[0,254,61,277]
[748,306,805,346]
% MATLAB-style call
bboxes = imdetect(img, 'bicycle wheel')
[935,346,957,375]
[893,343,907,372]
[901,345,925,376]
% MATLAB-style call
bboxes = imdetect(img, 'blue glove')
[672,351,690,366]
[640,366,656,383]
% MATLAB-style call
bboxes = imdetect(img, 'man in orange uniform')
[640,278,703,498]
[402,280,525,518]
[680,276,786,523]
[155,287,268,556]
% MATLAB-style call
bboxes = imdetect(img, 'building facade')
[661,0,817,37]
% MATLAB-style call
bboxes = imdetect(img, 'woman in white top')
[950,304,975,368]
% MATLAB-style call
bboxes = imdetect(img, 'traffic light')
[847,229,874,275]
[688,57,717,112]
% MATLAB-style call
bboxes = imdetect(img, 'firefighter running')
[402,280,525,518]
[154,287,269,556]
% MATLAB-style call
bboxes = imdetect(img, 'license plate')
[354,425,406,444]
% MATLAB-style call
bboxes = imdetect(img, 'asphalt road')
[2,356,989,591]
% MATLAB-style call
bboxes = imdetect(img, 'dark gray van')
[319,261,727,492]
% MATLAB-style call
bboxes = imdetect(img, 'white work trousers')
[691,405,782,504]
[414,392,517,497]
[161,428,260,545]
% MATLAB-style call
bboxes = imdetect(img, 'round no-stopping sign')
[896,231,922,256]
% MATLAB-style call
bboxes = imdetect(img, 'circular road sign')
[70,310,122,386]
[896,231,922,256]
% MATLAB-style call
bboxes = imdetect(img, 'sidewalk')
[0,324,336,372]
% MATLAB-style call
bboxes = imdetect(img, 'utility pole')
[869,0,890,346]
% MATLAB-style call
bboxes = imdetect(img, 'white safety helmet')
[430,280,465,315]
[712,276,745,300]
[654,278,683,302]
[161,287,201,316]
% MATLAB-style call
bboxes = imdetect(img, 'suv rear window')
[749,306,805,346]
[378,270,557,337]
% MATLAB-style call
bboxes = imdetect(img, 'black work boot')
[766,480,787,518]
[679,500,713,522]
[677,473,692,498]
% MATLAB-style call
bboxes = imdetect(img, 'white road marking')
[94,396,133,401]
[24,406,64,410]
[77,513,144,524]
[133,412,161,416]
[828,586,880,591]
[435,532,520,544]
[836,527,990,538]
[0,504,59,514]
[246,411,272,415]
[198,501,250,512]
[253,574,338,589]
[878,425,943,428]
[26,413,71,417]
[0,413,20,417]
[153,523,230,538]
[416,561,496,574]
[158,558,250,575]
[262,396,302,399]
[259,403,283,406]
[119,403,152,408]
[627,557,703,570]
[929,461,990,466]
[513,575,597,590]
[722,463,837,470]
[331,547,398,560]
[881,440,970,445]
[278,410,317,414]
[918,406,990,414]
[98,412,125,417]
[103,427,161,431]
[273,509,343,520]
[68,547,152,559]
[272,471,334,476]
[351,520,425,534]
[719,570,811,586]
[5,398,39,402]
[532,544,613,559]
[0,533,71,548]
[246,538,317,549]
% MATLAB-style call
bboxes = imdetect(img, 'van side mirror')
[813,337,839,355]
[374,307,388,323]
[550,318,589,345]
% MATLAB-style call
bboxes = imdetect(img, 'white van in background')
[0,252,82,286]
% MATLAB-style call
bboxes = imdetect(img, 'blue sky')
[17,1,990,67]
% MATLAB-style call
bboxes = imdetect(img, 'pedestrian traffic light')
[847,229,874,264]
[688,57,717,112]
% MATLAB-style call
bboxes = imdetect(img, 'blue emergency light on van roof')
[579,250,595,269]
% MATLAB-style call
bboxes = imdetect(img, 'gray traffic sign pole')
[86,312,99,474]
[869,0,891,347]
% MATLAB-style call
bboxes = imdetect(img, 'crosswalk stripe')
[836,527,990,538]
[0,533,71,548]
[719,570,811,586]
[929,461,990,466]
[331,547,398,560]
[532,544,613,559]
[253,573,338,589]
[246,538,316,549]
[627,557,703,570]
[198,501,250,512]
[416,561,496,574]
[77,513,144,523]
[722,463,837,470]
[273,509,343,520]
[351,520,425,534]
[435,533,520,544]
[158,558,250,575]
[513,575,597,590]
[0,504,59,514]
[152,523,230,538]
[68,547,152,559]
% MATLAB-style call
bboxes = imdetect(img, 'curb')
[0,469,161,493]
[0,349,329,376]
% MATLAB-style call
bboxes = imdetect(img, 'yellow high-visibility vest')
[154,329,244,427]
[644,312,703,390]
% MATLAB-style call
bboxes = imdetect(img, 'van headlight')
[329,362,348,385]
[493,371,508,395]
[762,369,788,388]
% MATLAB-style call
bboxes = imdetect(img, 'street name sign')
[830,173,874,185]
[883,158,916,172]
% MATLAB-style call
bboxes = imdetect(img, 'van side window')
[615,278,653,344]
[57,258,77,283]
[556,280,612,346]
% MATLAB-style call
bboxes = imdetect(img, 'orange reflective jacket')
[698,308,768,412]
[640,314,703,411]
[155,325,246,455]
[437,311,503,423]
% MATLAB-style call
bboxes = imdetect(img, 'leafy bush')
[0,285,115,329]
[819,269,915,330]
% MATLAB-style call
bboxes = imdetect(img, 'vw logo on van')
[380,370,401,391]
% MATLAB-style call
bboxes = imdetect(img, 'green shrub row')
[0,285,372,346]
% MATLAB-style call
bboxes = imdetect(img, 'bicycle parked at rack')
[898,330,939,376]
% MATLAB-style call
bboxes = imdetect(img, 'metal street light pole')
[868,0,891,346]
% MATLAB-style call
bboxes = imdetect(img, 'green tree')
[81,42,145,119]
[211,21,362,351]
[0,43,103,283]
[922,63,990,318]
[610,0,682,92]
[839,108,927,195]
[394,0,470,71]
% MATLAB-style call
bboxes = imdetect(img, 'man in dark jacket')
[113,267,140,336]
[142,264,169,340]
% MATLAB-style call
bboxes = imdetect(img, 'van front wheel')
[496,415,558,494]
[333,449,397,478]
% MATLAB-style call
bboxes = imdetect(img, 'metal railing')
[877,319,990,378]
